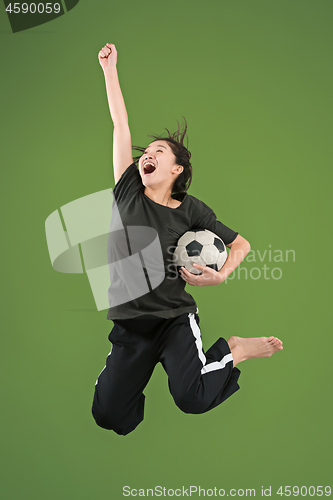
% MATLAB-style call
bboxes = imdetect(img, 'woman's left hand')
[179,264,222,286]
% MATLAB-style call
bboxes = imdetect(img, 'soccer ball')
[173,229,228,275]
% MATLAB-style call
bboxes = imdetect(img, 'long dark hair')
[133,118,193,196]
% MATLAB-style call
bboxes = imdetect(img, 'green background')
[1,0,332,498]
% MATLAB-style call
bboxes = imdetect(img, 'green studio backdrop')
[1,0,332,499]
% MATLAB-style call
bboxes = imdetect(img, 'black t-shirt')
[106,163,238,320]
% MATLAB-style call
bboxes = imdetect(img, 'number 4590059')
[5,3,61,14]
[277,486,331,497]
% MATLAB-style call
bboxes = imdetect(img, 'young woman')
[92,43,283,436]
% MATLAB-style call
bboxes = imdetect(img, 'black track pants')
[92,312,240,435]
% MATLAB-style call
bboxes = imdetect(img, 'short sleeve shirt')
[106,164,238,320]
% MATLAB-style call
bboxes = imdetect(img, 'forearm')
[218,236,251,282]
[103,66,129,127]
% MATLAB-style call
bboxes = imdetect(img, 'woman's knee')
[91,392,145,435]
[91,405,136,435]
[172,390,209,415]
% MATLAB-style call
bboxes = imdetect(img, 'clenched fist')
[98,43,117,71]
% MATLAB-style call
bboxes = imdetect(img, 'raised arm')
[98,43,133,183]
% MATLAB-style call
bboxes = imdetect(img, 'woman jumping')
[92,43,283,436]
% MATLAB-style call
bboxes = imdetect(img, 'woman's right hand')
[98,43,117,71]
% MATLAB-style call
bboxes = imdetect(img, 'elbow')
[229,234,251,258]
[236,234,251,255]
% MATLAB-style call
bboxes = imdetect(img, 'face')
[138,140,183,190]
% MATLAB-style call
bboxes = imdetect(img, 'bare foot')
[227,336,283,367]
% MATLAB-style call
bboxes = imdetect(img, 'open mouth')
[143,162,156,175]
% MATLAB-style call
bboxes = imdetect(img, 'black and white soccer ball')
[173,229,228,275]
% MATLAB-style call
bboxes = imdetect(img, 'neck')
[144,186,173,207]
